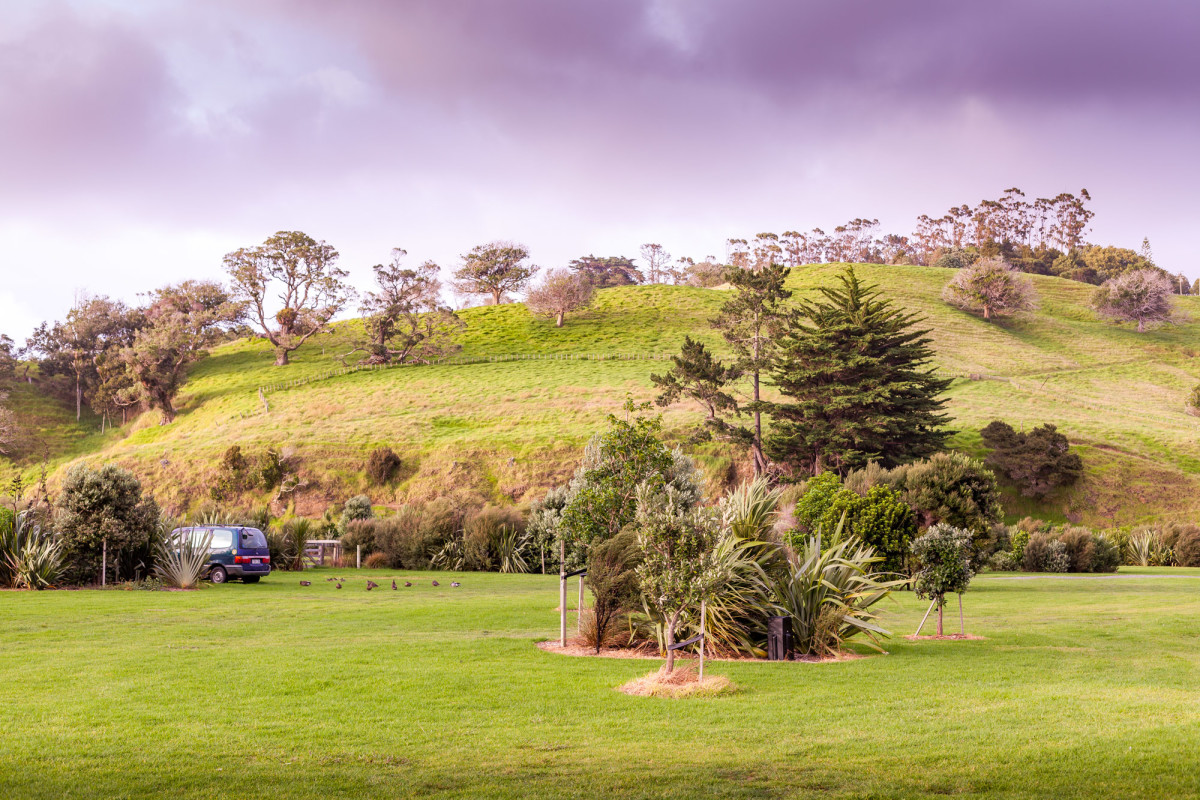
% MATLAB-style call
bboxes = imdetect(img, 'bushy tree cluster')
[981,420,1083,498]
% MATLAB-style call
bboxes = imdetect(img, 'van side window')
[205,529,234,550]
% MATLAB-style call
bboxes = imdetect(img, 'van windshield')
[239,528,267,550]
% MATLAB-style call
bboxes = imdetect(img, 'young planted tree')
[122,281,243,423]
[942,257,1036,320]
[650,336,740,431]
[557,401,700,564]
[223,231,352,365]
[711,263,791,475]
[1091,268,1174,332]
[640,243,672,284]
[55,462,160,585]
[584,528,642,652]
[525,269,595,327]
[352,249,464,364]
[910,523,975,636]
[452,241,537,306]
[981,420,1083,498]
[633,484,721,672]
[768,267,951,475]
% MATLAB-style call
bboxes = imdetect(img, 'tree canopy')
[767,267,951,475]
[453,241,537,306]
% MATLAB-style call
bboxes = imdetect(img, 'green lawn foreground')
[2,570,1199,799]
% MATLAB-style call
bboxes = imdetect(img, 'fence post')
[101,539,107,587]
[699,599,706,682]
[357,545,361,570]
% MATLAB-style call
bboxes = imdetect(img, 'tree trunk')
[492,289,503,306]
[1137,318,1146,333]
[983,305,991,320]
[664,608,682,673]
[76,376,82,421]
[751,368,764,476]
[555,311,564,327]
[937,604,944,636]
[275,348,289,366]
[156,390,176,425]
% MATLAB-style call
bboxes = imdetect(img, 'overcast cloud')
[1,0,1197,339]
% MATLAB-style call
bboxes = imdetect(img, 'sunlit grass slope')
[6,264,1200,524]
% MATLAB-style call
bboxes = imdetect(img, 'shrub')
[364,551,389,569]
[1092,268,1173,332]
[1185,384,1200,417]
[584,528,641,652]
[342,519,377,555]
[257,447,286,489]
[986,551,1019,572]
[932,247,980,271]
[910,524,975,635]
[462,507,528,572]
[371,504,458,570]
[981,421,1083,498]
[1022,533,1070,572]
[890,452,1003,536]
[527,485,569,574]
[942,257,1036,320]
[1010,528,1030,564]
[366,446,402,485]
[55,463,160,585]
[1175,529,1200,567]
[791,473,916,574]
[1090,534,1121,573]
[1057,526,1095,573]
[340,495,373,533]
[2,512,65,590]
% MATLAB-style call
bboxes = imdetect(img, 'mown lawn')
[2,568,1199,799]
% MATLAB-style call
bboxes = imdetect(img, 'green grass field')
[2,568,1199,798]
[6,263,1200,523]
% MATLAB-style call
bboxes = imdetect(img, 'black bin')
[767,615,793,661]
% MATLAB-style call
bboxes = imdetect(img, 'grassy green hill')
[5,263,1200,526]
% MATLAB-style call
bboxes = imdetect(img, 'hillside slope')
[5,264,1200,526]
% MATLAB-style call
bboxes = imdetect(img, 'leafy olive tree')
[452,241,537,306]
[525,268,594,327]
[634,484,722,673]
[224,231,352,365]
[942,257,1036,320]
[1091,268,1174,332]
[910,523,975,636]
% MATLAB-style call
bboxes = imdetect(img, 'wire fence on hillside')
[255,351,676,407]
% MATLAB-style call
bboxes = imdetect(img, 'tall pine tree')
[711,263,791,475]
[767,267,951,475]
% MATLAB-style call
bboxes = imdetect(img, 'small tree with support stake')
[910,523,975,637]
[633,484,721,673]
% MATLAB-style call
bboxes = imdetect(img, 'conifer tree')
[711,264,791,475]
[650,336,741,434]
[767,267,951,475]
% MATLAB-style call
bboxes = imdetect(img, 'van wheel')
[210,566,228,584]
[242,576,260,584]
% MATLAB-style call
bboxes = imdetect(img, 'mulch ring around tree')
[616,664,738,699]
[535,639,878,663]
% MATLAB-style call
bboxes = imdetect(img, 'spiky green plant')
[496,526,531,574]
[721,478,782,541]
[764,518,903,657]
[1129,529,1174,567]
[154,529,213,589]
[432,536,465,571]
[4,513,66,590]
[286,518,312,571]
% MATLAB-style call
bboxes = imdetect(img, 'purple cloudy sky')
[2,0,1198,339]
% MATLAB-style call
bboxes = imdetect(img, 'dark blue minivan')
[172,525,271,584]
